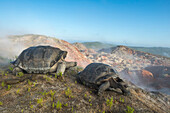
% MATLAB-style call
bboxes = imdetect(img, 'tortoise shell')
[11,46,67,73]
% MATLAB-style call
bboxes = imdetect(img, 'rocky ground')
[0,65,169,113]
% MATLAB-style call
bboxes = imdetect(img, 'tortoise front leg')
[56,62,66,75]
[98,81,110,96]
[117,83,130,95]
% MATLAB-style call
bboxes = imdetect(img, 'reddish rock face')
[141,69,154,79]
[60,40,92,67]
[9,34,92,68]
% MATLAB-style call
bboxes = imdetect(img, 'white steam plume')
[0,37,24,65]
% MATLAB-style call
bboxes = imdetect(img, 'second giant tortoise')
[11,46,77,75]
[77,63,130,96]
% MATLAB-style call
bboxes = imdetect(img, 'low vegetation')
[0,65,168,113]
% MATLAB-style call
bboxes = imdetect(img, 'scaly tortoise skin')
[77,63,130,96]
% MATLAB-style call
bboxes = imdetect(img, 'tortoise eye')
[110,69,115,73]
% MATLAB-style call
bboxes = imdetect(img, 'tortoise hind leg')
[13,67,23,76]
[98,81,110,96]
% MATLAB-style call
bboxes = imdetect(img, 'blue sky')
[0,0,170,47]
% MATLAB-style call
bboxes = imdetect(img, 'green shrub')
[37,98,43,106]
[125,106,134,113]
[58,72,63,77]
[16,89,20,94]
[17,72,24,77]
[6,85,11,91]
[28,79,32,85]
[52,102,55,108]
[65,87,73,98]
[50,90,56,101]
[28,87,31,92]
[0,101,3,105]
[106,96,113,109]
[56,101,62,110]
[1,81,5,87]
[30,105,33,109]
[8,66,13,71]
[120,97,124,103]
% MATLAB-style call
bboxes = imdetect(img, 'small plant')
[28,87,31,92]
[6,85,11,91]
[37,98,43,106]
[64,103,68,107]
[56,101,62,110]
[84,94,87,98]
[120,97,124,103]
[16,89,20,94]
[52,102,55,108]
[8,66,13,71]
[0,101,3,105]
[30,105,33,109]
[17,72,24,77]
[1,71,4,76]
[106,96,113,109]
[55,73,57,78]
[21,109,24,113]
[125,106,134,113]
[50,90,56,101]
[33,82,36,87]
[65,87,73,98]
[5,72,8,76]
[40,90,49,97]
[71,106,74,112]
[58,72,62,77]
[1,81,5,87]
[44,75,51,81]
[28,80,32,85]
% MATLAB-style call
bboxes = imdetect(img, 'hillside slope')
[81,42,170,57]
[0,67,169,113]
[0,34,91,67]
[130,47,170,58]
[82,42,116,50]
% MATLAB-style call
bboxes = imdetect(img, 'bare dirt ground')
[0,65,169,113]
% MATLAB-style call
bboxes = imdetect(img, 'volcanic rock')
[81,45,170,94]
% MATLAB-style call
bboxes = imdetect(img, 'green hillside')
[130,47,170,57]
[82,41,116,50]
[81,42,170,57]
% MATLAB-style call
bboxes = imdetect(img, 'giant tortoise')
[77,63,130,96]
[11,46,77,75]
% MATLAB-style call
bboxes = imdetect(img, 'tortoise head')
[61,51,68,59]
[109,75,128,88]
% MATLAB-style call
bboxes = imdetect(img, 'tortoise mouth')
[62,51,67,59]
